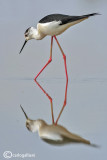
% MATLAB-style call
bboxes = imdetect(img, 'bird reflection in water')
[20,79,98,146]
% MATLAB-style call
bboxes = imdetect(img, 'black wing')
[41,136,75,146]
[39,13,99,25]
[39,14,71,23]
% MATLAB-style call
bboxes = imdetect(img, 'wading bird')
[19,13,99,80]
[20,105,92,146]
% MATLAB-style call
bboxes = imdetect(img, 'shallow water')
[0,0,107,159]
[0,76,107,160]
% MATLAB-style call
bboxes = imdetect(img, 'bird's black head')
[24,27,31,38]
[19,27,35,54]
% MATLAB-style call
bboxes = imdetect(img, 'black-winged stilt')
[20,105,92,146]
[19,13,99,81]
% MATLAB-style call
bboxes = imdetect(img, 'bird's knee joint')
[48,58,52,63]
[64,101,66,106]
[50,98,52,103]
[63,54,66,60]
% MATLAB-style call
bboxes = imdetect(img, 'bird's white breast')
[37,21,61,36]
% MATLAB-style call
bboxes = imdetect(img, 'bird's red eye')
[25,34,27,37]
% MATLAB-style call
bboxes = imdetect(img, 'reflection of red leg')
[55,79,68,125]
[35,80,54,124]
[54,36,68,81]
[34,36,53,80]
[35,78,68,125]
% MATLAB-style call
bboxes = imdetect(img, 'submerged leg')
[35,80,54,124]
[34,36,53,80]
[54,35,68,81]
[55,78,68,125]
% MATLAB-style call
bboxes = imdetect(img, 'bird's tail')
[82,13,100,18]
[79,139,100,148]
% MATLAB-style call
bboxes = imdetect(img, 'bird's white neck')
[35,119,47,129]
[27,119,47,133]
[31,28,45,40]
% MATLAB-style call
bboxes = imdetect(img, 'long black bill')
[19,40,27,54]
[20,105,28,119]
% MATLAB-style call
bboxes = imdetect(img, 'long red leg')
[34,36,53,80]
[54,35,68,82]
[55,78,68,125]
[35,80,54,124]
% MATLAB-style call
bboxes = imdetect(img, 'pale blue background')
[0,0,107,160]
